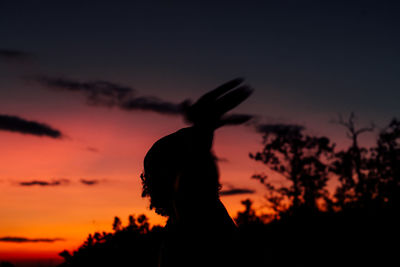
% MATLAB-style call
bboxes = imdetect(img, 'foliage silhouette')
[332,113,375,209]
[369,118,400,209]
[247,114,400,266]
[58,105,400,267]
[59,214,163,267]
[250,123,335,215]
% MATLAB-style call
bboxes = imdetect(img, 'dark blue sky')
[1,0,400,142]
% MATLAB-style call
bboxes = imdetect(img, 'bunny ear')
[195,78,244,105]
[214,85,253,117]
[183,78,253,129]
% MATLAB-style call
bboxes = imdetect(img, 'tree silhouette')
[234,199,264,226]
[369,118,400,210]
[57,115,400,267]
[112,216,122,232]
[331,113,375,209]
[250,124,334,215]
[245,116,400,267]
[58,214,162,267]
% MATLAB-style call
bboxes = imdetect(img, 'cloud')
[121,96,184,115]
[18,179,70,187]
[34,76,133,107]
[254,123,305,134]
[80,179,101,186]
[32,76,255,124]
[0,49,31,61]
[30,76,302,135]
[214,156,229,163]
[33,76,185,115]
[15,178,105,187]
[0,237,64,243]
[220,186,255,196]
[0,114,63,138]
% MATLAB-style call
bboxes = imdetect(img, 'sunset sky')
[1,0,400,265]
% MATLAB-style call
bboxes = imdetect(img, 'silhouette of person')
[141,78,253,267]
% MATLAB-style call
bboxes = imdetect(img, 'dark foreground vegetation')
[57,115,399,267]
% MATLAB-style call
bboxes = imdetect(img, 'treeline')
[59,115,400,267]
[59,215,163,267]
[244,114,400,266]
[250,114,400,216]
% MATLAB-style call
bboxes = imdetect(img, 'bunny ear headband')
[144,78,253,168]
[169,78,253,153]
[183,78,253,131]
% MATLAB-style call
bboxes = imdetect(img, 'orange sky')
[0,79,382,265]
[0,104,269,262]
[1,2,393,262]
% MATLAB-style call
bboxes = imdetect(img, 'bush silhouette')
[59,114,400,267]
[58,214,163,267]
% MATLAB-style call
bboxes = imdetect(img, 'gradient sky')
[1,0,400,263]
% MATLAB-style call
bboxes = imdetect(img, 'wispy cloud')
[33,76,185,115]
[214,156,229,163]
[15,178,107,187]
[80,179,101,186]
[18,179,70,187]
[0,236,64,243]
[32,76,256,124]
[33,76,132,107]
[0,114,63,138]
[0,49,32,61]
[220,186,255,196]
[29,76,298,136]
[121,96,183,115]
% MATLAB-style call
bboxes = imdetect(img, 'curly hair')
[141,127,221,217]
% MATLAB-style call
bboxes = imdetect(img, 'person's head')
[141,127,221,217]
[140,78,253,218]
